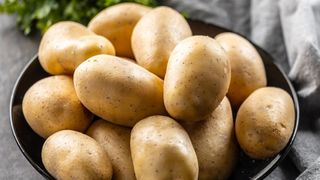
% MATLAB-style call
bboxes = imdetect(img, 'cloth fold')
[163,0,320,179]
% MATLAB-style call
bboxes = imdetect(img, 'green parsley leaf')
[0,0,159,35]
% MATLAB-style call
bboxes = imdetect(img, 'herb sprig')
[0,0,158,34]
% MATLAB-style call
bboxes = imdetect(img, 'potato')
[164,36,231,122]
[131,6,192,78]
[42,130,113,180]
[87,120,135,180]
[181,97,238,180]
[215,32,267,109]
[131,115,198,180]
[235,87,295,159]
[22,75,93,139]
[88,3,151,58]
[74,54,166,127]
[39,21,115,75]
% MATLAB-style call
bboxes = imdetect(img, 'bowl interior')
[10,20,299,180]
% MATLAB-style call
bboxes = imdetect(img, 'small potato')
[164,36,231,121]
[182,97,238,180]
[215,32,267,109]
[39,21,115,75]
[131,115,198,180]
[42,130,113,180]
[132,6,192,78]
[236,87,295,159]
[74,55,166,127]
[22,75,93,138]
[87,120,135,180]
[88,3,151,58]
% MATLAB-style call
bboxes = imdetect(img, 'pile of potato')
[22,3,295,180]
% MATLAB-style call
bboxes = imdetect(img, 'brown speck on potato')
[280,123,287,129]
[266,104,272,109]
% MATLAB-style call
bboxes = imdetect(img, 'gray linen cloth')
[0,0,319,179]
[163,0,320,179]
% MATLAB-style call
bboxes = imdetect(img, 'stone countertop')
[0,14,42,180]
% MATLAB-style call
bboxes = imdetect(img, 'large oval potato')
[88,3,151,58]
[22,75,93,138]
[42,130,113,180]
[39,21,115,75]
[87,120,135,180]
[164,36,231,122]
[236,87,295,159]
[74,54,166,127]
[132,6,192,78]
[215,32,267,109]
[181,97,238,180]
[131,115,198,180]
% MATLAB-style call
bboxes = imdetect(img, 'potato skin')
[181,97,238,180]
[132,6,192,78]
[164,36,231,122]
[88,3,151,58]
[22,75,93,139]
[42,130,113,180]
[131,115,198,180]
[74,55,166,127]
[87,120,135,180]
[39,21,115,75]
[235,87,295,159]
[215,32,267,109]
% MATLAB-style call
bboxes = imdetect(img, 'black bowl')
[10,20,299,180]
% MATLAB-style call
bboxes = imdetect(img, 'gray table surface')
[0,13,299,180]
[0,14,42,180]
